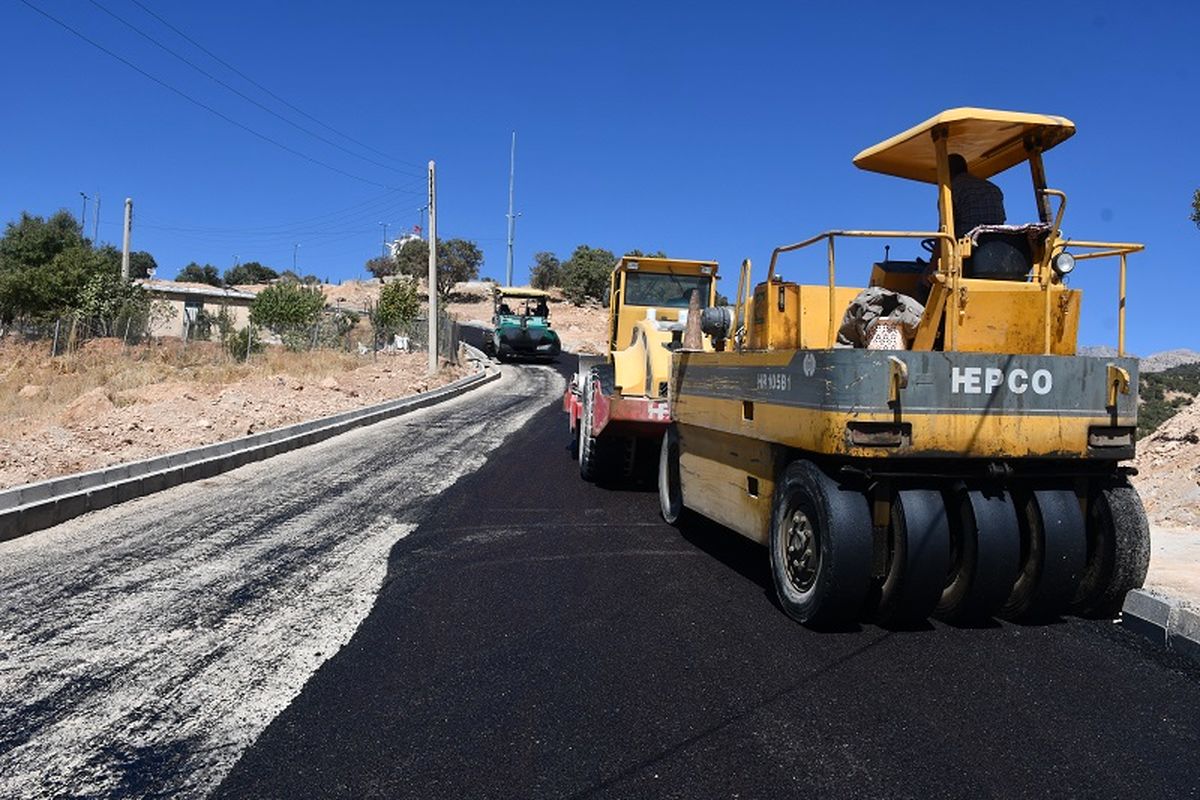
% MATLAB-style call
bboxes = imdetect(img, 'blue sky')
[2,0,1196,354]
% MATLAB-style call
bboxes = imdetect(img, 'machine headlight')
[1052,251,1076,276]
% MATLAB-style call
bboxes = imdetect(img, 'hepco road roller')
[564,256,719,482]
[658,108,1149,627]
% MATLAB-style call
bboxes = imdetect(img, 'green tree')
[75,269,152,335]
[224,261,278,285]
[436,238,483,302]
[529,251,561,290]
[393,237,483,303]
[365,255,396,281]
[0,210,84,269]
[128,250,157,280]
[0,220,130,325]
[0,211,158,327]
[176,263,222,286]
[277,269,320,285]
[372,277,420,342]
[249,281,326,348]
[393,238,427,280]
[560,245,616,304]
[625,249,668,258]
[1192,188,1200,228]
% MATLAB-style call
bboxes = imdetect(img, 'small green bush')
[373,278,420,340]
[226,326,264,362]
[252,281,328,335]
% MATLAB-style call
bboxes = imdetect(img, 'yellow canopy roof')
[852,107,1075,183]
[494,286,551,299]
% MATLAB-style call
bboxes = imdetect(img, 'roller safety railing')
[764,220,1142,356]
[1061,239,1143,357]
[765,229,958,349]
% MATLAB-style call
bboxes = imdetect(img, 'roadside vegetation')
[1140,363,1200,439]
[0,210,160,330]
[525,246,669,304]
[364,237,483,303]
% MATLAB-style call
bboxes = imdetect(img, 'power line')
[137,204,431,250]
[85,0,420,179]
[138,192,424,239]
[17,0,400,190]
[125,0,421,170]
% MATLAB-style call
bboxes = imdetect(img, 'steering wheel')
[921,238,939,256]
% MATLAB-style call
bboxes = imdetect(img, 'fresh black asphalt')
[216,360,1200,800]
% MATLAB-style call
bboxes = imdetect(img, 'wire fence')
[2,311,461,365]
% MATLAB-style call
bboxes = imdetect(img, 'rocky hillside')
[1134,395,1200,529]
[1142,349,1200,373]
[1079,346,1200,372]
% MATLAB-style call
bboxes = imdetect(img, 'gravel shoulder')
[0,364,564,799]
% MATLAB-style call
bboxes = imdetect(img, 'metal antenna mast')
[505,131,516,286]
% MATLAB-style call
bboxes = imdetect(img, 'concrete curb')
[1122,589,1200,665]
[0,359,500,542]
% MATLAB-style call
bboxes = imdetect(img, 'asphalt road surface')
[4,358,1200,799]
[0,364,563,798]
[217,361,1199,800]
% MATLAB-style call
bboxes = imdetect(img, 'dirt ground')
[1133,397,1200,607]
[1133,397,1200,529]
[1146,525,1200,611]
[0,338,469,490]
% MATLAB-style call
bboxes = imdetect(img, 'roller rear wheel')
[875,489,950,624]
[578,369,627,483]
[1072,478,1150,618]
[937,487,1021,623]
[1001,489,1086,620]
[769,460,872,627]
[658,425,688,525]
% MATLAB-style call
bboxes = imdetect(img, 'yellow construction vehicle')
[659,108,1149,626]
[564,256,719,482]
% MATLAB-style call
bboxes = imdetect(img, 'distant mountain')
[1078,345,1125,359]
[1141,349,1200,373]
[1078,346,1200,373]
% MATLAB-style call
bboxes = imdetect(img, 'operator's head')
[948,153,969,177]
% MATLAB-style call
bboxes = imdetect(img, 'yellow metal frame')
[762,229,956,349]
[1064,240,1143,357]
[759,226,1140,356]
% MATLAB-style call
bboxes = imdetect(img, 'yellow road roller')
[659,108,1149,626]
[565,256,718,482]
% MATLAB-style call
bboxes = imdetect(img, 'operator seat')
[964,223,1052,281]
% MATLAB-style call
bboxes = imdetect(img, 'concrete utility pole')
[427,160,438,375]
[93,193,101,242]
[120,197,132,280]
[79,192,89,233]
[505,131,516,287]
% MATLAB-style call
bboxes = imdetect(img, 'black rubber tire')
[1001,489,1086,620]
[1071,478,1150,618]
[769,460,873,627]
[568,414,579,460]
[577,373,603,481]
[875,489,950,625]
[937,487,1021,623]
[658,425,688,525]
[578,367,624,483]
